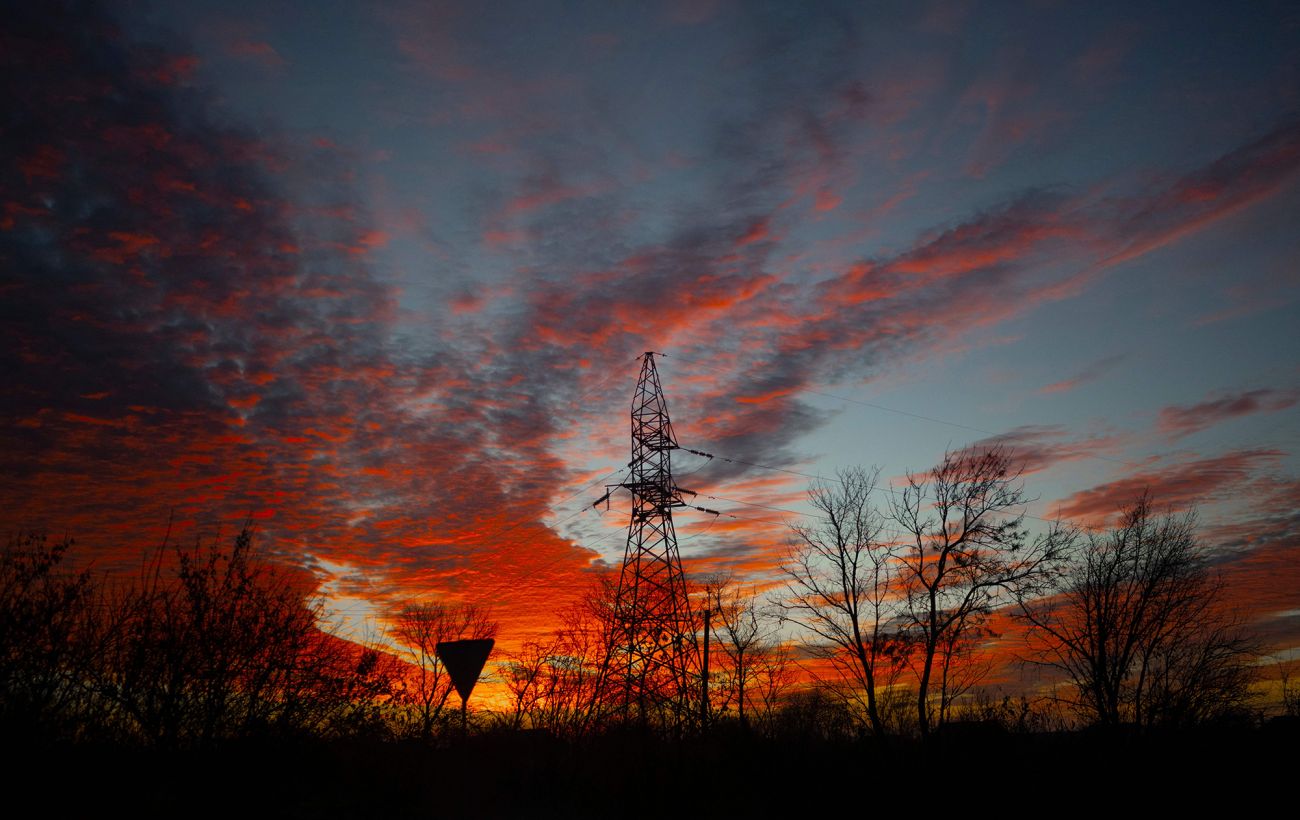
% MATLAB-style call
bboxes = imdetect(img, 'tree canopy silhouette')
[780,466,904,737]
[891,445,1073,738]
[1016,495,1257,728]
[393,600,498,738]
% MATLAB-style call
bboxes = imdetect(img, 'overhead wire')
[689,442,1075,528]
[345,345,1111,625]
[383,354,647,607]
[659,351,1145,469]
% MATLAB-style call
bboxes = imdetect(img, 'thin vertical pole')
[701,606,710,731]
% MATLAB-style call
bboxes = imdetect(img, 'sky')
[3,0,1299,676]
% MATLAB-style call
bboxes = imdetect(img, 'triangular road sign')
[436,638,495,702]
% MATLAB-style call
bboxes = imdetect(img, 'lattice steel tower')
[602,351,697,724]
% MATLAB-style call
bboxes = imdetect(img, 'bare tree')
[1277,660,1300,718]
[96,528,323,746]
[746,640,796,735]
[2,524,410,745]
[1017,495,1257,729]
[892,445,1072,739]
[931,613,994,727]
[781,466,905,737]
[501,638,552,731]
[94,526,406,746]
[502,576,617,737]
[392,600,498,739]
[701,574,790,731]
[281,626,406,741]
[0,532,103,739]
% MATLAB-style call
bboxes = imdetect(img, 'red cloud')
[228,40,287,69]
[969,425,1128,476]
[8,3,1300,669]
[1053,449,1285,524]
[1216,536,1300,646]
[1158,388,1299,439]
[0,4,616,654]
[1039,354,1126,394]
[736,218,770,246]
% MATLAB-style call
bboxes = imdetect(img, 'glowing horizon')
[3,1,1298,702]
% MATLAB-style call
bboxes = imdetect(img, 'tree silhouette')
[392,600,497,738]
[1277,660,1300,718]
[1017,495,1257,728]
[97,526,403,746]
[502,576,617,737]
[0,532,101,740]
[700,574,792,732]
[1,524,414,747]
[892,445,1072,739]
[780,466,906,736]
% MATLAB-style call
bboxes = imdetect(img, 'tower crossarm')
[596,351,702,728]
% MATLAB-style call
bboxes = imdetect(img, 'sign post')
[435,638,495,736]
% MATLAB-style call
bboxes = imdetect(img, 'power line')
[703,493,804,517]
[422,344,1156,605]
[305,348,1103,623]
[599,351,698,718]
[564,355,643,413]
[693,443,1074,528]
[661,351,1143,469]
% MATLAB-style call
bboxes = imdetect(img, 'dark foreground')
[9,721,1296,818]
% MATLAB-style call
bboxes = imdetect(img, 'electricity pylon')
[596,352,698,726]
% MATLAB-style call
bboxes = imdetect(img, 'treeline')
[0,525,791,749]
[494,445,1293,740]
[773,445,1275,739]
[495,447,1287,742]
[4,446,1296,753]
[1,529,405,748]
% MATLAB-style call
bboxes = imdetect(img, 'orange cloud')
[1159,388,1299,440]
[1053,450,1285,524]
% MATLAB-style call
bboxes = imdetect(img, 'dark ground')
[7,720,1295,818]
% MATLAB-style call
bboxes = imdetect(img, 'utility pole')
[595,352,700,728]
[701,606,710,731]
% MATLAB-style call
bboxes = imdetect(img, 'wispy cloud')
[1158,388,1299,440]
[1052,449,1285,523]
[5,2,1300,652]
[1040,354,1126,394]
[967,425,1128,475]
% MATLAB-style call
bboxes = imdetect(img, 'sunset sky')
[3,1,1298,677]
